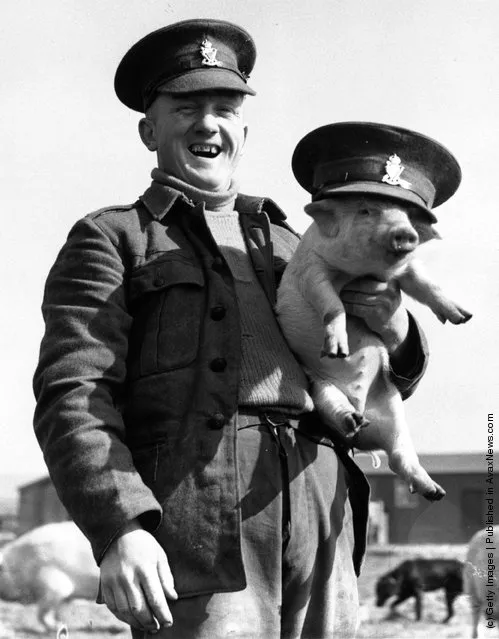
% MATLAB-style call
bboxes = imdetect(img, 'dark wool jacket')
[33,180,428,597]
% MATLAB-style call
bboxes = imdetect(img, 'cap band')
[144,62,247,109]
[313,156,436,208]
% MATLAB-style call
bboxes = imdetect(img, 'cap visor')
[315,182,437,223]
[157,68,256,95]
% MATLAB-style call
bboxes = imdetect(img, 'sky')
[1,0,498,486]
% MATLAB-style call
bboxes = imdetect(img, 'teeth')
[190,144,220,157]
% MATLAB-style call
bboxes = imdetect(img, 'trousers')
[134,422,360,639]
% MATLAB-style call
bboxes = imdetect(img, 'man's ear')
[138,117,158,152]
[304,199,340,238]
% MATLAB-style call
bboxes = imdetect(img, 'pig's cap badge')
[114,19,257,113]
[382,154,411,189]
[291,121,462,221]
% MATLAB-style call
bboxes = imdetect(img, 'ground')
[0,544,491,638]
[356,544,477,638]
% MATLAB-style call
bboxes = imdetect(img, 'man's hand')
[100,519,178,632]
[340,277,409,357]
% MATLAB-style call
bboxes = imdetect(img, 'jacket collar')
[139,181,193,221]
[138,179,288,224]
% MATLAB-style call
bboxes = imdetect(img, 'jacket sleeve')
[33,215,162,564]
[389,312,429,400]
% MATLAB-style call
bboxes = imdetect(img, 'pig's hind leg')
[356,376,445,501]
[312,378,369,439]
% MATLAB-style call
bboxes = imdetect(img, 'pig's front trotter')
[321,314,349,358]
[433,298,472,325]
[388,450,446,501]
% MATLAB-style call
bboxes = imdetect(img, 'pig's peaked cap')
[292,122,461,218]
[115,19,256,113]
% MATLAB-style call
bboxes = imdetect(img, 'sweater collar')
[139,169,288,224]
[140,169,238,220]
[152,169,238,212]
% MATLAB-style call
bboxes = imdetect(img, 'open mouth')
[189,144,221,158]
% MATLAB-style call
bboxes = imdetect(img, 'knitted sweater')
[152,171,314,415]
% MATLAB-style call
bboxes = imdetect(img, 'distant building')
[17,475,69,534]
[16,452,497,544]
[356,452,497,544]
[0,497,18,534]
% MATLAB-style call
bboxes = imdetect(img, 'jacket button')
[212,256,224,272]
[208,412,226,429]
[210,306,226,320]
[210,357,227,372]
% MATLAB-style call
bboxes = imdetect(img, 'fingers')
[341,278,402,333]
[101,585,119,622]
[102,581,143,629]
[99,527,178,633]
[103,573,168,631]
[158,554,178,602]
[342,277,391,295]
[142,569,174,629]
[342,277,401,308]
[101,560,177,631]
[341,287,399,307]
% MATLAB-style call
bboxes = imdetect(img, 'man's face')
[140,91,248,192]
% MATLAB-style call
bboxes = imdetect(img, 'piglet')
[0,521,99,631]
[276,195,472,500]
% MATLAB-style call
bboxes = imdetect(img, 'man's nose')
[194,110,219,134]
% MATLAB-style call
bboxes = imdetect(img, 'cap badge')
[382,154,411,189]
[200,39,222,67]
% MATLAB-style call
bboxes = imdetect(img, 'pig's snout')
[388,226,419,254]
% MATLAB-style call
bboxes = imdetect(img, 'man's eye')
[217,104,238,116]
[177,105,196,113]
[358,208,370,216]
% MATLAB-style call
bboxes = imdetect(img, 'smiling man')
[33,18,429,639]
[139,90,247,191]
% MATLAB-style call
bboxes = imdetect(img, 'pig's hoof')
[422,482,446,502]
[456,309,473,324]
[320,349,348,359]
[344,411,369,437]
[389,453,445,501]
[321,335,349,359]
[437,304,473,325]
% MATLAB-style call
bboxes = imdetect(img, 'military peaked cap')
[292,122,461,219]
[115,19,257,112]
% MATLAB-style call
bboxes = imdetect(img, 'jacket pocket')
[127,256,205,378]
[131,441,163,487]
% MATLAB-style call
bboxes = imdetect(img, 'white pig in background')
[276,122,472,500]
[0,521,99,631]
[464,526,499,638]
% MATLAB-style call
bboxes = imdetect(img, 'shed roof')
[18,475,53,491]
[354,451,496,475]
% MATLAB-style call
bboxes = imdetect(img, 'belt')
[237,408,302,430]
[237,407,369,576]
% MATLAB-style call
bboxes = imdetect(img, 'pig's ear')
[413,220,442,244]
[304,200,340,237]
